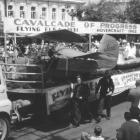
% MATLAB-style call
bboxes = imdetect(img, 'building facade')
[105,0,130,2]
[0,0,85,21]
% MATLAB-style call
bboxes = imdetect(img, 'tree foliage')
[71,3,103,21]
[99,2,126,22]
[73,1,126,23]
[125,0,140,23]
[72,0,140,24]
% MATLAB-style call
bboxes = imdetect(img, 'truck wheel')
[0,117,10,140]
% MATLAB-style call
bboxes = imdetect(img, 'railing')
[0,63,45,94]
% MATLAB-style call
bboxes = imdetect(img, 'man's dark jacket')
[117,120,140,140]
[96,76,114,98]
[73,83,90,101]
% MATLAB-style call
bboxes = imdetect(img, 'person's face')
[77,77,82,84]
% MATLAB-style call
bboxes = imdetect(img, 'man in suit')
[128,85,140,111]
[116,107,140,140]
[95,70,114,122]
[70,75,91,126]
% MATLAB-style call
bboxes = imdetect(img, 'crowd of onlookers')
[1,37,139,63]
[118,39,137,60]
[80,82,140,140]
[80,107,140,140]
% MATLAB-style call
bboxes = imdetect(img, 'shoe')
[88,118,92,123]
[96,116,101,123]
[74,122,80,127]
[69,123,79,128]
[100,113,107,118]
[106,116,110,120]
[69,123,73,128]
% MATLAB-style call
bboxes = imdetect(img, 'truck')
[0,65,11,140]
[1,59,140,140]
[1,21,140,139]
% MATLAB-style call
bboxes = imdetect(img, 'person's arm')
[95,79,101,94]
[83,84,90,100]
[109,78,115,94]
[111,78,115,93]
[70,83,74,98]
[87,84,90,98]
[81,132,91,140]
[116,127,124,140]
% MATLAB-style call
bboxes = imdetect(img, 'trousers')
[97,95,112,117]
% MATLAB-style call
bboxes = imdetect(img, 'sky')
[84,0,103,5]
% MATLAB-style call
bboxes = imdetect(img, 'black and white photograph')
[0,0,140,140]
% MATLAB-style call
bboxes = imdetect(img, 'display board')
[45,70,140,113]
[4,18,140,34]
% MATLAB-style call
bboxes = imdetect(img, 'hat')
[129,107,140,119]
[76,74,81,78]
[122,39,127,43]
[94,125,102,136]
[104,70,111,77]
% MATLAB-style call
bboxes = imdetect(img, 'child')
[81,125,104,140]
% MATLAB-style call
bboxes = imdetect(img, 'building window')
[8,5,14,17]
[61,9,66,20]
[41,7,47,19]
[20,6,25,18]
[52,8,56,20]
[31,6,36,19]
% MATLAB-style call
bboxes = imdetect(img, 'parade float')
[1,18,140,124]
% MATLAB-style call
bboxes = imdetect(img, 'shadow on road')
[9,91,128,140]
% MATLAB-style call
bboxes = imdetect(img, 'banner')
[45,70,140,113]
[4,18,140,34]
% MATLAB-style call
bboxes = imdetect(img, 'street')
[9,101,131,140]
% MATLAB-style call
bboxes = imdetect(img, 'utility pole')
[4,0,7,63]
[4,0,7,17]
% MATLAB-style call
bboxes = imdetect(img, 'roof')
[31,0,85,4]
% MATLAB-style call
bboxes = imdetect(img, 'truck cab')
[0,65,12,140]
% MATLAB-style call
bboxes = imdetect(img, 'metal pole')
[4,33,7,63]
[4,0,7,17]
[14,33,16,45]
[89,34,92,51]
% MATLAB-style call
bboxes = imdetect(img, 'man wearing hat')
[70,75,91,126]
[95,70,114,122]
[116,107,140,140]
[127,81,140,111]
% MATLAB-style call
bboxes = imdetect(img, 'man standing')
[128,84,140,111]
[70,75,91,126]
[95,71,114,122]
[116,107,140,140]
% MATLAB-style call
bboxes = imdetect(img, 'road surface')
[9,101,131,140]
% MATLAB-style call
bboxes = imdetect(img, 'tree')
[99,2,126,22]
[70,3,103,21]
[73,1,126,23]
[125,0,140,23]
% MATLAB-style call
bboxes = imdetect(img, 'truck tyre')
[0,116,10,140]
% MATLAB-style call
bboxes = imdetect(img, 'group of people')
[119,39,137,60]
[74,75,140,140]
[81,106,140,140]
[115,84,140,140]
[69,70,140,140]
[69,70,115,127]
[116,107,140,140]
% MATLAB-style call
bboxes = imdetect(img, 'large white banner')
[4,18,140,34]
[45,70,140,113]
